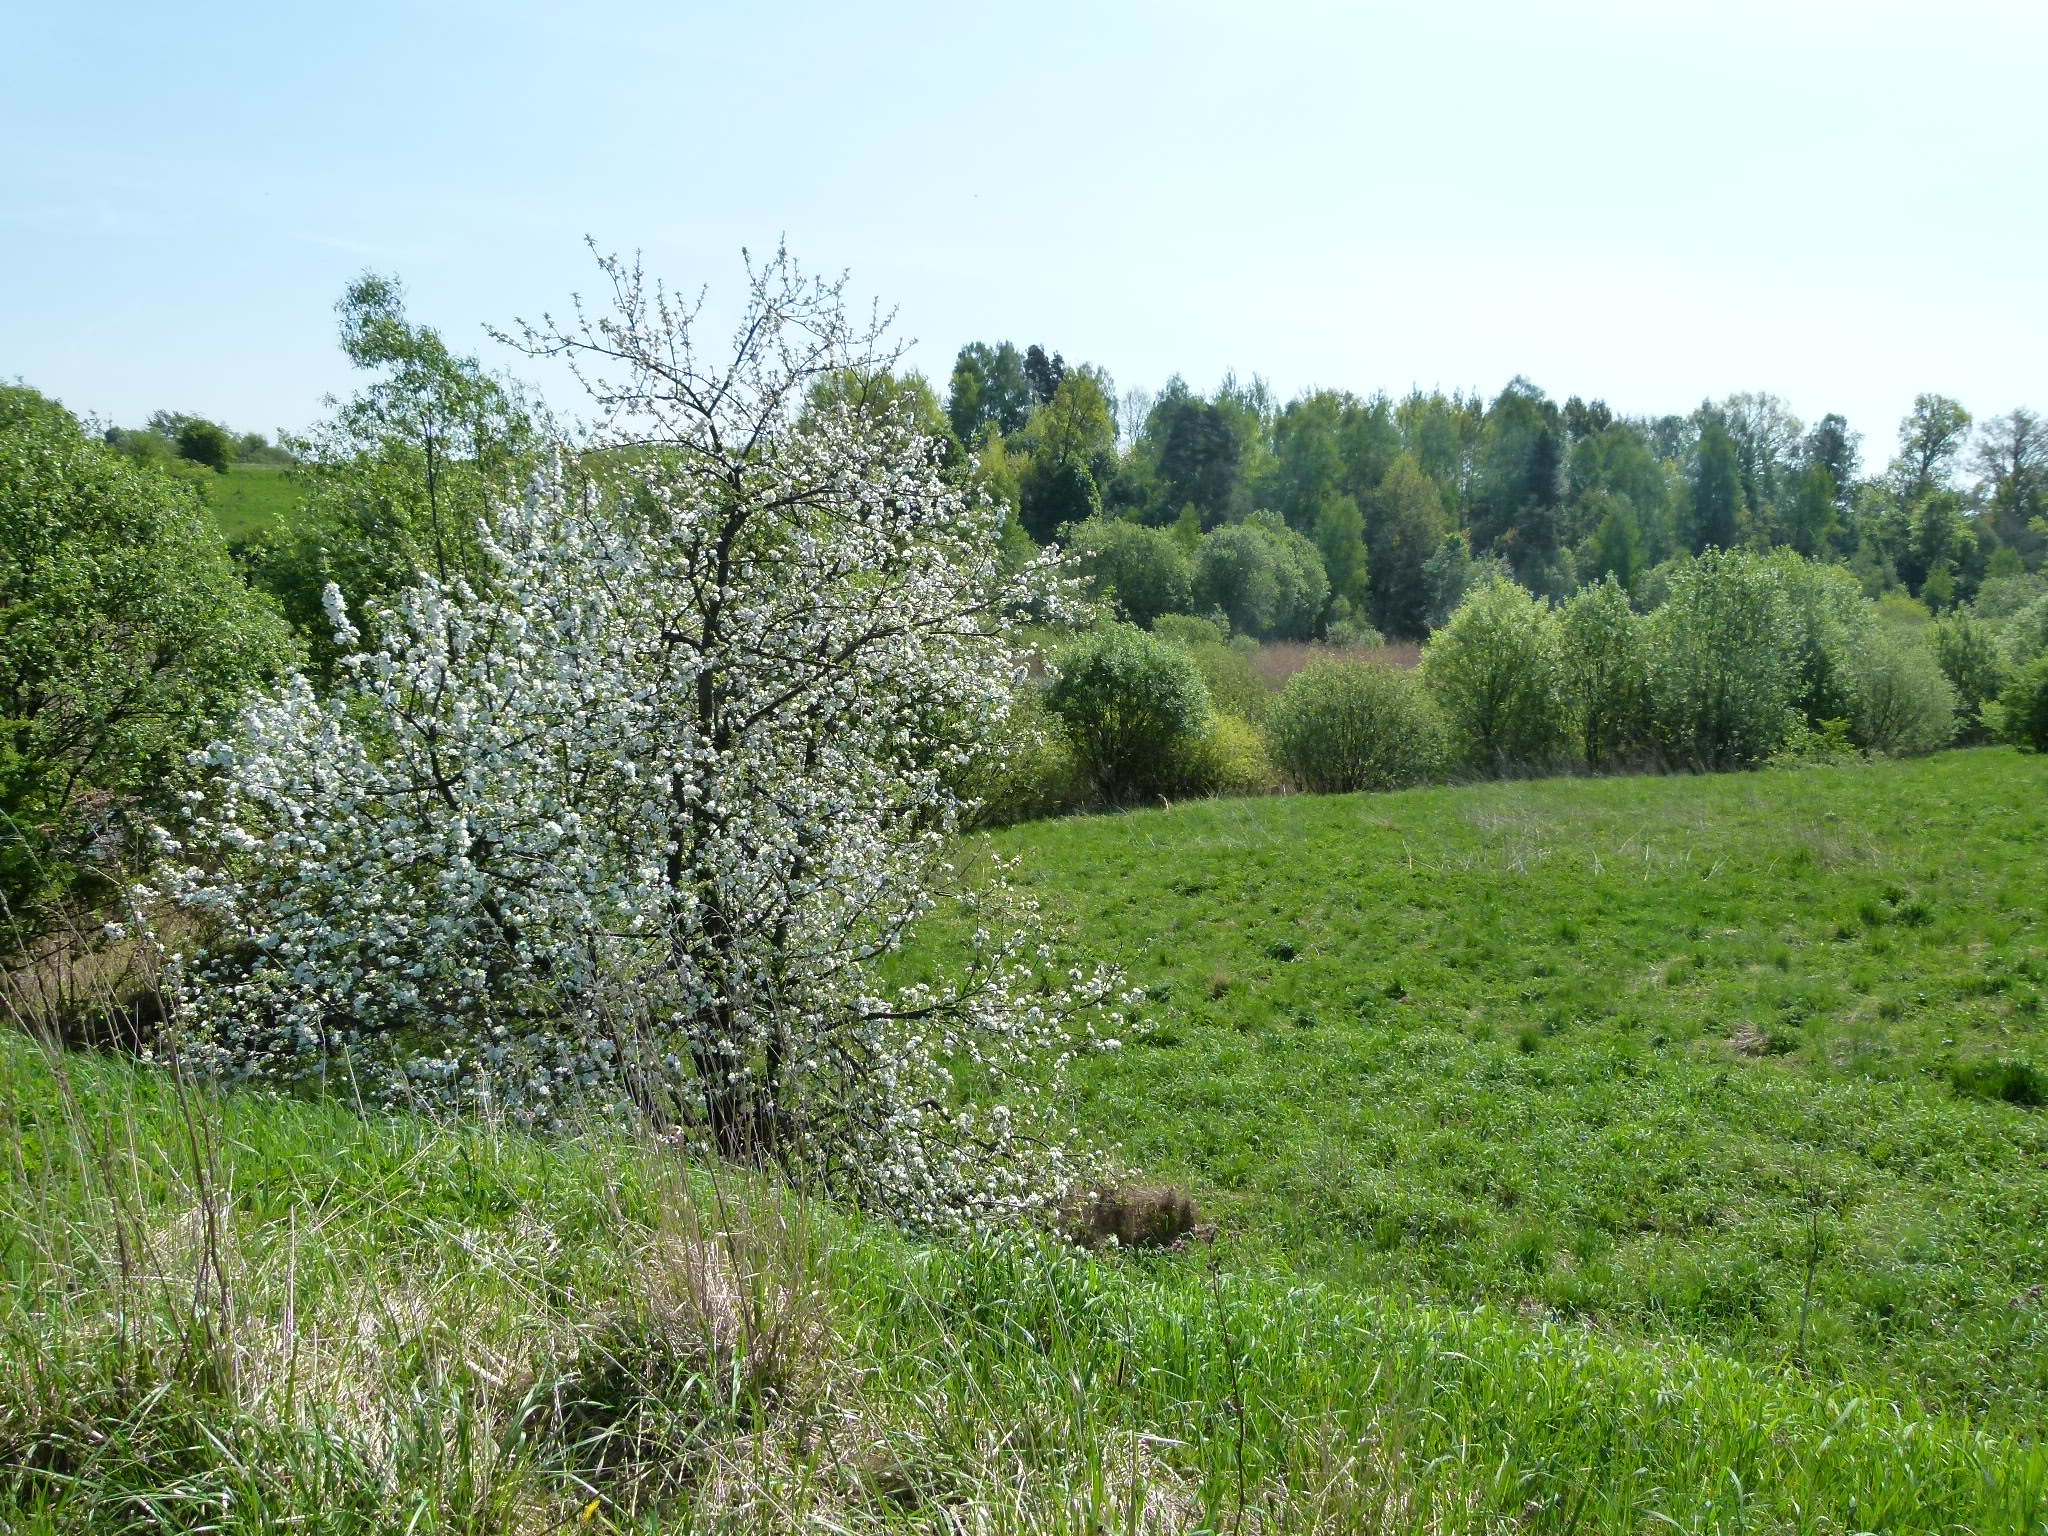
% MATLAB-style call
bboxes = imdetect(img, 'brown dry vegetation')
[1250,642,1422,690]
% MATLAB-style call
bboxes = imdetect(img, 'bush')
[1269,661,1449,793]
[2000,595,2048,667]
[956,689,1089,826]
[1150,612,1229,649]
[1182,713,1279,797]
[1046,625,1214,803]
[1559,577,1650,769]
[1646,550,1800,770]
[173,416,235,472]
[1992,655,2048,752]
[1152,618,1271,724]
[1194,513,1329,642]
[1324,611,1386,648]
[1774,555,1872,728]
[164,254,1129,1226]
[0,386,295,944]
[1846,630,1957,756]
[1972,571,2047,622]
[1932,613,2009,744]
[1063,517,1193,627]
[1422,576,1570,775]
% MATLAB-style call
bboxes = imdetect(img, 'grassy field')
[200,462,305,543]
[6,751,2048,1529]
[5,1038,2045,1533]
[907,749,2048,1430]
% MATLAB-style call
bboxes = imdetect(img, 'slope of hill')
[4,1036,2045,1533]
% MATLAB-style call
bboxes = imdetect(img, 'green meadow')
[200,461,305,543]
[908,748,2048,1430]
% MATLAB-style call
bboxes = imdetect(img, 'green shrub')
[1324,611,1386,648]
[1768,717,1861,767]
[1422,576,1570,775]
[1933,613,2010,744]
[1972,570,2047,620]
[2000,595,2048,667]
[1062,517,1194,627]
[1151,615,1271,723]
[1991,655,2048,752]
[1774,555,1872,728]
[1194,513,1329,642]
[1646,549,1800,770]
[1846,629,1957,756]
[1150,612,1230,649]
[1181,712,1279,797]
[1045,625,1213,803]
[957,689,1089,826]
[0,387,297,942]
[1559,577,1651,769]
[1269,661,1449,793]
[173,416,235,473]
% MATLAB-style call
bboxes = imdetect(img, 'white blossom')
[152,248,1132,1229]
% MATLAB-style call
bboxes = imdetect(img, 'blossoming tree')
[159,248,1128,1226]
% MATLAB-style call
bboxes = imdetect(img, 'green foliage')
[1646,550,1800,769]
[1309,494,1368,617]
[1194,512,1329,642]
[1323,612,1386,648]
[956,688,1089,826]
[1145,392,1243,527]
[1149,611,1230,649]
[1687,418,1742,552]
[945,340,1032,442]
[1045,625,1213,803]
[253,273,549,679]
[1932,613,2009,744]
[1892,393,1972,502]
[232,429,296,467]
[1422,576,1570,774]
[1150,618,1270,724]
[1784,461,1840,558]
[1559,576,1650,769]
[1181,712,1279,797]
[1582,492,1647,591]
[1062,517,1191,627]
[1845,628,1957,756]
[1366,453,1449,637]
[1015,372,1117,543]
[1773,554,1872,728]
[1768,715,1861,767]
[0,387,296,939]
[1469,379,1565,580]
[1998,595,2048,668]
[1268,660,1449,792]
[1973,570,2048,623]
[172,416,234,472]
[1992,655,2048,751]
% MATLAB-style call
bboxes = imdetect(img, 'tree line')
[931,339,2043,640]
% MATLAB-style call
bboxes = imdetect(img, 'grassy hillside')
[4,1039,2045,1533]
[201,462,305,543]
[907,749,2048,1429]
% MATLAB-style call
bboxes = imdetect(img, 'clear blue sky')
[5,0,2043,458]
